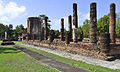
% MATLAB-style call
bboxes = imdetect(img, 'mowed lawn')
[17,44,120,72]
[0,46,58,72]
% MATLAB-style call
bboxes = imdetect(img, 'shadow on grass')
[0,47,21,54]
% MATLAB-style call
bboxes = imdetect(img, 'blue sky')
[0,0,119,30]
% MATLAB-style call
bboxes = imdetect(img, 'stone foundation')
[22,39,120,60]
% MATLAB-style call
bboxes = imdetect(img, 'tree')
[0,23,6,39]
[0,23,6,34]
[9,24,13,30]
[81,19,90,38]
[116,19,120,38]
[97,15,109,36]
[13,24,24,39]
[7,24,13,39]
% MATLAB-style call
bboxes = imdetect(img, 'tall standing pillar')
[44,17,48,40]
[68,15,72,41]
[61,18,64,41]
[73,3,78,42]
[109,3,116,43]
[90,2,97,44]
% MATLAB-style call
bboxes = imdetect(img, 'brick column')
[90,2,97,44]
[99,33,110,55]
[44,17,48,40]
[61,18,64,41]
[109,3,116,43]
[68,15,72,41]
[73,3,78,42]
[65,31,70,44]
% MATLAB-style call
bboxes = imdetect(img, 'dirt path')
[14,45,89,72]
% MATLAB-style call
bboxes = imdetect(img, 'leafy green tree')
[8,24,13,39]
[81,19,90,38]
[13,24,24,39]
[0,23,6,34]
[116,19,120,38]
[77,26,82,36]
[97,15,109,35]
[0,23,6,39]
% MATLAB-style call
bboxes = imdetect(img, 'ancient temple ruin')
[23,2,120,61]
[27,17,42,41]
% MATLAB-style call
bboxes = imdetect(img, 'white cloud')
[0,0,26,24]
[51,12,89,30]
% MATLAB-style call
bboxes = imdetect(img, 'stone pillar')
[99,33,110,55]
[49,30,55,42]
[68,15,72,41]
[65,31,70,44]
[44,17,48,40]
[5,32,7,39]
[27,18,30,34]
[109,3,116,43]
[33,34,35,41]
[61,18,64,41]
[73,3,78,42]
[90,2,97,44]
[27,17,42,40]
[39,20,42,41]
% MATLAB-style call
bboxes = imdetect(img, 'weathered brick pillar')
[68,15,72,41]
[27,18,30,34]
[90,2,97,44]
[65,31,70,44]
[99,33,110,55]
[33,34,35,41]
[49,30,55,42]
[44,17,48,40]
[39,20,42,41]
[61,18,64,41]
[109,3,116,43]
[73,3,78,42]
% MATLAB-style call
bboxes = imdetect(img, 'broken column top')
[110,3,115,13]
[110,3,115,7]
[90,2,96,5]
[28,17,39,19]
[73,3,77,7]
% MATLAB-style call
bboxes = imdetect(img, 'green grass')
[12,41,22,43]
[17,44,120,72]
[0,46,58,72]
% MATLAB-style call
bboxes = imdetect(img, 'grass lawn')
[17,44,120,72]
[0,46,58,72]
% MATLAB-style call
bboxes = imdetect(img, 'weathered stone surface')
[65,31,70,44]
[73,28,77,42]
[27,17,42,40]
[99,33,110,54]
[90,2,97,44]
[44,17,48,40]
[61,18,64,41]
[109,3,116,43]
[49,31,55,42]
[73,3,78,28]
[73,3,78,42]
[68,15,72,41]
